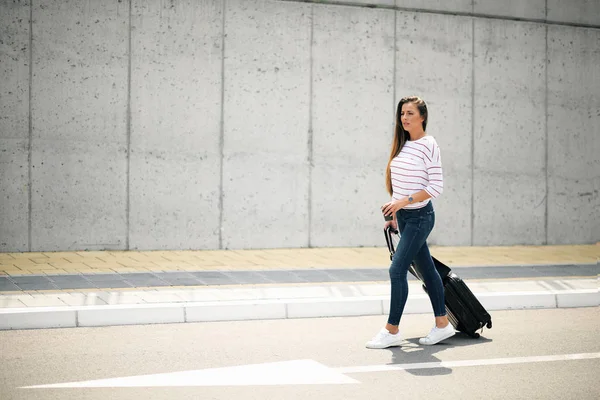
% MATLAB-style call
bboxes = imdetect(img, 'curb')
[0,289,597,330]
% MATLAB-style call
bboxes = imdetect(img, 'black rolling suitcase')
[384,227,492,338]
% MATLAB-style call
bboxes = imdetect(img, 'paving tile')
[189,272,236,285]
[158,272,195,279]
[0,298,26,307]
[0,281,21,291]
[9,275,52,284]
[41,269,70,275]
[8,252,48,259]
[11,260,53,268]
[109,267,148,273]
[5,270,36,275]
[322,269,374,282]
[79,258,109,265]
[353,269,389,281]
[47,275,87,282]
[56,293,108,306]
[532,264,599,276]
[258,271,309,283]
[123,279,172,288]
[86,281,133,289]
[53,281,100,290]
[16,282,60,290]
[0,268,23,274]
[159,277,204,286]
[189,271,230,278]
[118,273,159,280]
[137,293,185,303]
[174,289,222,302]
[224,271,275,284]
[115,260,158,268]
[84,274,124,281]
[19,295,67,307]
[291,270,340,283]
[94,292,145,305]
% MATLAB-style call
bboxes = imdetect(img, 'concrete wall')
[1,0,599,251]
[130,0,223,250]
[0,0,30,251]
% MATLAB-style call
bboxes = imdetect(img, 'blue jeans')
[387,201,446,326]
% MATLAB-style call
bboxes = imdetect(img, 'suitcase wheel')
[486,321,492,329]
[470,331,481,339]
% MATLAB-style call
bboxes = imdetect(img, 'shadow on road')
[386,332,493,376]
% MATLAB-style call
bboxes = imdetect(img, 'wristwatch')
[408,196,414,203]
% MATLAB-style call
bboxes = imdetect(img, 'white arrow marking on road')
[21,360,358,388]
[21,352,600,389]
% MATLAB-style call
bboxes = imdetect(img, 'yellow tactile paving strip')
[0,244,598,276]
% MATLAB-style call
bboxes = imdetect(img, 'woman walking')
[366,96,455,349]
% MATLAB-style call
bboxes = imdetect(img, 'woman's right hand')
[384,220,397,231]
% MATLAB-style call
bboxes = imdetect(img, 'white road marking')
[21,360,358,388]
[21,352,600,389]
[337,352,600,373]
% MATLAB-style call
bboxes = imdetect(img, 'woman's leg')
[413,236,456,345]
[413,242,447,323]
[387,216,433,327]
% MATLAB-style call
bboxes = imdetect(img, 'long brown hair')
[385,96,428,195]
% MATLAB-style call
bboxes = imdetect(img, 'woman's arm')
[381,190,432,218]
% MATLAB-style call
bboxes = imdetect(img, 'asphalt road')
[1,307,599,400]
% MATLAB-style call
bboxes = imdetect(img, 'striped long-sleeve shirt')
[390,135,443,209]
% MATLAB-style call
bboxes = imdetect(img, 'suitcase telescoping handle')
[384,226,398,261]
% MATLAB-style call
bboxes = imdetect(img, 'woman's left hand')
[381,198,408,217]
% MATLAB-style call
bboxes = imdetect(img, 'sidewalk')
[0,244,598,330]
[1,244,598,276]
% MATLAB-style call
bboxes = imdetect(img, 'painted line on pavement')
[22,353,600,388]
[337,352,600,373]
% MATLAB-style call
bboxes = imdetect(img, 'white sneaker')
[419,324,455,345]
[366,328,403,349]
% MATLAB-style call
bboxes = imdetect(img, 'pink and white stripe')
[390,136,443,209]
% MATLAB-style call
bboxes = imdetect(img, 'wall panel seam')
[28,0,33,251]
[126,0,132,250]
[544,21,549,245]
[470,16,475,246]
[218,0,226,250]
[392,8,396,124]
[307,4,314,248]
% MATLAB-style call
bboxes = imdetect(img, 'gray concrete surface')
[473,18,547,245]
[222,0,312,249]
[547,0,600,25]
[0,308,598,399]
[1,0,599,252]
[474,0,546,20]
[129,0,223,250]
[0,1,30,251]
[30,0,129,251]
[547,25,600,244]
[311,5,393,247]
[395,10,473,245]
